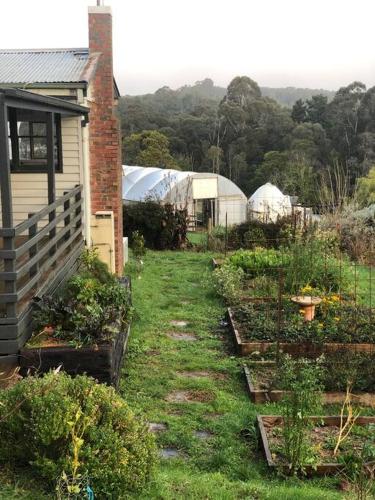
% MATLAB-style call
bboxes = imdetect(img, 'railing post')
[28,213,38,278]
[3,235,16,319]
[63,191,71,242]
[47,112,56,257]
[75,186,82,231]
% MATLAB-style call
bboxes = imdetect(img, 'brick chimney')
[88,4,123,274]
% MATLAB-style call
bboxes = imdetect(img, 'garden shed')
[248,183,292,222]
[122,166,247,228]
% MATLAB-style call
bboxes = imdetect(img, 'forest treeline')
[119,77,375,206]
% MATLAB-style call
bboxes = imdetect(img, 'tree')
[325,82,366,167]
[288,122,330,167]
[122,130,178,169]
[305,94,328,125]
[291,99,307,123]
[206,145,223,173]
[222,76,261,107]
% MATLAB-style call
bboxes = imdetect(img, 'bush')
[123,201,188,250]
[320,206,375,265]
[210,264,244,305]
[0,372,156,498]
[131,230,146,258]
[227,216,296,250]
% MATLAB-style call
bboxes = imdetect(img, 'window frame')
[8,108,63,174]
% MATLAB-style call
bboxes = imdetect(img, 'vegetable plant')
[279,356,323,474]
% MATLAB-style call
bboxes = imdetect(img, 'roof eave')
[0,88,89,116]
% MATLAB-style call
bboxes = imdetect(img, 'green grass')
[187,231,207,246]
[354,264,375,306]
[121,250,345,499]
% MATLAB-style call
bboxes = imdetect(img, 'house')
[0,3,123,361]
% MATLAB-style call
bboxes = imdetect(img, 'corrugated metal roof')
[0,48,91,84]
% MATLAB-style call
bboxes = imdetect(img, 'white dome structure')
[248,183,292,222]
[123,166,247,227]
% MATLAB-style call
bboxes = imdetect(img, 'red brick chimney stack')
[88,4,123,274]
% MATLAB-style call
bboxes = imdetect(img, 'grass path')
[122,250,343,500]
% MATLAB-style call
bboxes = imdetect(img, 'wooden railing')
[0,185,84,322]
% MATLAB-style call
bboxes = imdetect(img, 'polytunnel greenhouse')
[122,166,247,228]
[248,182,292,222]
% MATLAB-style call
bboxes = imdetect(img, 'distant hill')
[123,78,336,108]
[261,86,335,107]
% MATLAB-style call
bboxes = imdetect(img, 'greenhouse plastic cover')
[122,166,246,202]
[122,166,193,201]
[248,182,292,219]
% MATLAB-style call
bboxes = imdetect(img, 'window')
[8,108,63,173]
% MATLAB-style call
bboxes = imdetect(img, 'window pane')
[17,121,30,136]
[8,138,12,160]
[32,122,46,136]
[32,138,47,159]
[19,138,31,160]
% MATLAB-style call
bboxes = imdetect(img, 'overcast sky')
[1,0,375,95]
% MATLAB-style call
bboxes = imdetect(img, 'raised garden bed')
[20,323,130,388]
[244,362,375,406]
[19,275,132,388]
[258,415,375,476]
[228,307,375,357]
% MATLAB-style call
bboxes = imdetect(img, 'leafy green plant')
[32,273,132,347]
[0,372,156,498]
[229,248,287,276]
[279,356,323,474]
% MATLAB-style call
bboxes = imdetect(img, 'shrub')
[0,372,156,498]
[211,264,244,305]
[123,201,188,250]
[320,206,375,265]
[243,226,267,249]
[227,216,296,250]
[131,230,146,258]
